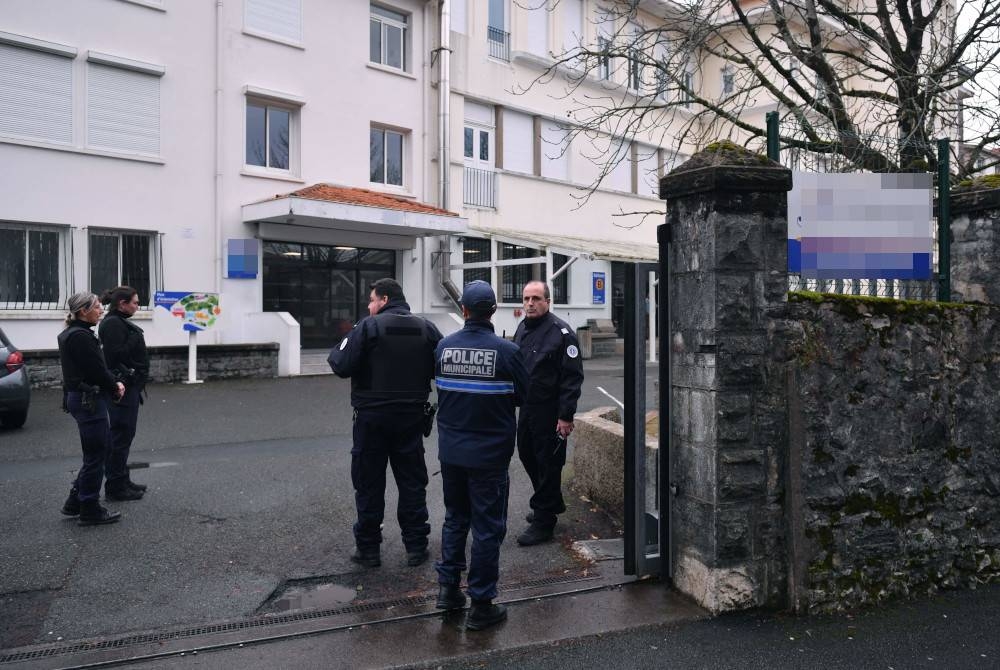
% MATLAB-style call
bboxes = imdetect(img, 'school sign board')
[154,292,221,332]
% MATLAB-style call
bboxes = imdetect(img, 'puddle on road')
[267,583,358,613]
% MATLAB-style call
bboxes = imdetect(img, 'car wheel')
[0,411,27,429]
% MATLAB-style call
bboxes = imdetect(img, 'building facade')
[0,0,698,372]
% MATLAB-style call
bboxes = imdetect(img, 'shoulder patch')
[561,327,569,335]
[566,344,579,359]
[339,337,349,350]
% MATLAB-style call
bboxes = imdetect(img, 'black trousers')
[351,409,430,553]
[66,392,112,503]
[516,404,567,529]
[106,385,141,491]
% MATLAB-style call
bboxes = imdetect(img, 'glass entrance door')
[262,241,396,349]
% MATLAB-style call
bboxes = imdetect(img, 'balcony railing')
[463,166,497,209]
[487,26,510,62]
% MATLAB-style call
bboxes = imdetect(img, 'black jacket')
[57,320,118,395]
[513,311,584,421]
[328,300,443,410]
[98,309,150,387]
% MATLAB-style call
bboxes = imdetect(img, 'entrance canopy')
[242,183,467,250]
[469,225,658,263]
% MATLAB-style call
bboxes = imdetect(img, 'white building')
[0,0,669,373]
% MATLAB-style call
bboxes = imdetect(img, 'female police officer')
[99,285,150,500]
[58,292,125,526]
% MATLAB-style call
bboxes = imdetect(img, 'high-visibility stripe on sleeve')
[435,377,515,394]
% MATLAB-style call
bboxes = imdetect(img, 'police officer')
[434,280,528,632]
[328,278,442,568]
[58,292,125,526]
[99,286,150,501]
[514,280,584,546]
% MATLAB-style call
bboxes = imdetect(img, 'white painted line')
[595,386,625,409]
[149,462,180,468]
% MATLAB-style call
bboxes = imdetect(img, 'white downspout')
[214,0,225,342]
[437,0,462,309]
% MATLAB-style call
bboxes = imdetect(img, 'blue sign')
[227,238,259,279]
[592,272,606,305]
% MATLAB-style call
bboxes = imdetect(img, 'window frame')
[369,125,406,188]
[0,222,69,309]
[552,252,570,305]
[597,35,612,81]
[370,4,409,72]
[87,229,159,308]
[721,65,735,97]
[245,97,299,174]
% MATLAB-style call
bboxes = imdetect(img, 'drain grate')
[0,572,600,664]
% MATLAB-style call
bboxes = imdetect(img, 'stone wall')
[777,293,1000,612]
[23,343,280,388]
[951,188,1000,304]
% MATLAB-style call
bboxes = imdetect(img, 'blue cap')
[460,280,497,310]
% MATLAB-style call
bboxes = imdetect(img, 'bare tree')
[518,0,1000,188]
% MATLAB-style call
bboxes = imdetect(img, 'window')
[502,109,533,174]
[552,253,569,305]
[370,5,408,71]
[246,100,292,170]
[488,0,509,61]
[721,65,735,97]
[0,223,65,307]
[561,0,583,52]
[245,0,302,45]
[526,1,547,56]
[540,121,570,181]
[87,62,161,155]
[89,231,156,306]
[680,68,694,107]
[370,127,404,186]
[597,36,611,81]
[626,23,644,91]
[0,43,74,145]
[635,144,660,196]
[462,237,491,286]
[499,243,543,303]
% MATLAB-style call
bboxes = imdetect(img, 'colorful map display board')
[154,292,221,332]
[787,173,933,280]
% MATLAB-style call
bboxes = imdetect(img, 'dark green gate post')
[937,138,951,302]
[766,111,780,162]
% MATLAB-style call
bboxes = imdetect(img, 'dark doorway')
[262,241,396,349]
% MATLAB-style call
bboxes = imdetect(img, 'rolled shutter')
[246,0,302,44]
[0,43,73,144]
[87,63,160,155]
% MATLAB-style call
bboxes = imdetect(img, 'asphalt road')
[0,358,655,650]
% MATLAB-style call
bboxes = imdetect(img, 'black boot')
[435,584,467,610]
[126,479,147,492]
[106,486,143,502]
[61,488,80,517]
[78,501,121,526]
[516,523,554,546]
[406,548,429,567]
[350,548,381,568]
[466,601,507,631]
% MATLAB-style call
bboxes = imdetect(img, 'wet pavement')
[0,357,652,656]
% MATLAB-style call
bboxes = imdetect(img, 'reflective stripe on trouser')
[106,385,141,490]
[516,405,567,529]
[67,392,112,503]
[351,410,430,553]
[435,463,509,602]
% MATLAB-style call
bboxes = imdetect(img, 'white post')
[184,330,204,384]
[648,270,657,363]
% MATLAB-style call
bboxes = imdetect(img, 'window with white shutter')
[86,62,161,156]
[502,110,533,174]
[0,43,73,145]
[540,121,569,182]
[245,0,302,45]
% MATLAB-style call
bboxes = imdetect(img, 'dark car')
[0,326,30,429]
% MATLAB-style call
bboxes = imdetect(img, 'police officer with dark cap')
[434,280,528,632]
[514,280,584,546]
[328,278,442,568]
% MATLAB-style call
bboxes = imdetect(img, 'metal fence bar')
[487,27,510,62]
[463,167,497,208]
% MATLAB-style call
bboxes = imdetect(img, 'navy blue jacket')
[435,320,528,469]
[513,311,584,421]
[328,300,442,411]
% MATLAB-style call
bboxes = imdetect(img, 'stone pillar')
[950,187,1000,304]
[660,155,791,612]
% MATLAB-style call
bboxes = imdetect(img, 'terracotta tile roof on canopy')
[267,183,460,217]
